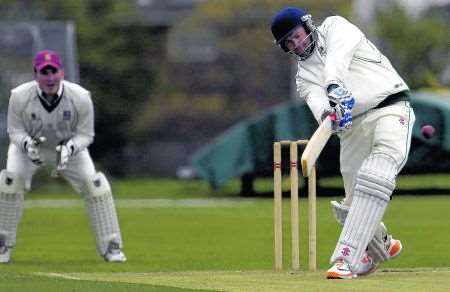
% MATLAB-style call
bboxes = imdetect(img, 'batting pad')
[84,172,123,256]
[0,170,25,247]
[331,153,397,271]
[331,200,391,264]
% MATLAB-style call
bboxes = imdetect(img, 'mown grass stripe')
[24,198,258,208]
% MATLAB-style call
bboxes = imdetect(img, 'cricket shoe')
[103,242,127,262]
[326,259,356,279]
[0,244,11,263]
[386,235,402,259]
[355,253,377,276]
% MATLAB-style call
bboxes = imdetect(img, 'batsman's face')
[35,66,64,96]
[284,26,312,56]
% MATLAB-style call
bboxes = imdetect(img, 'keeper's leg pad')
[331,153,397,271]
[0,170,26,247]
[331,201,391,264]
[83,172,123,256]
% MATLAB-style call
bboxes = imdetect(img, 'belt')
[374,90,410,109]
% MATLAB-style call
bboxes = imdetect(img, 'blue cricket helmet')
[271,7,317,59]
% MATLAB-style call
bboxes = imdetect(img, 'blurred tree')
[0,0,156,176]
[375,4,450,90]
[131,0,351,142]
[2,0,447,177]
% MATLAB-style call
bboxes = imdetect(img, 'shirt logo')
[63,110,71,120]
[318,46,326,57]
[399,116,406,125]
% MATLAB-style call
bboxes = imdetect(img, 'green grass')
[27,177,243,199]
[321,173,450,190]
[1,175,449,291]
[28,173,450,200]
[0,272,202,292]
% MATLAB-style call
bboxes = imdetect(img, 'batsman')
[0,50,126,263]
[271,7,415,278]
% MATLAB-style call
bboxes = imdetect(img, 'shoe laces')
[335,259,346,268]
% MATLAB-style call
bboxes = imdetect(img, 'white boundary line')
[35,272,81,280]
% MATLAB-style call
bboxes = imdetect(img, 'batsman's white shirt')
[296,16,409,121]
[295,16,415,198]
[6,80,97,192]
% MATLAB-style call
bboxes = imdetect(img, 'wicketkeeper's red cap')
[34,49,63,70]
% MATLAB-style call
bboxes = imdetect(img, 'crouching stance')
[0,49,126,263]
[270,7,415,278]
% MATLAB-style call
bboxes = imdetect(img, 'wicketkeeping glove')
[327,85,355,133]
[56,139,76,170]
[23,136,46,165]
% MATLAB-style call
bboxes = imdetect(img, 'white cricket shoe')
[326,259,356,279]
[103,242,127,262]
[0,245,11,263]
[104,250,127,262]
[355,253,377,276]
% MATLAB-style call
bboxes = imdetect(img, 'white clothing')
[296,16,409,122]
[1,78,125,260]
[294,15,415,198]
[8,80,94,155]
[6,80,96,192]
[340,101,415,200]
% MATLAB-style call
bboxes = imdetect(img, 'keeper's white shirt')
[8,80,94,153]
[6,80,97,192]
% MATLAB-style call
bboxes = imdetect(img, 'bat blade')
[301,115,334,177]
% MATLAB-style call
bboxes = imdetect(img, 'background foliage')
[0,0,448,177]
[375,3,450,90]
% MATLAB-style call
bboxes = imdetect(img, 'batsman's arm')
[301,114,336,177]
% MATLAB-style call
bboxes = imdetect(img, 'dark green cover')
[191,92,450,189]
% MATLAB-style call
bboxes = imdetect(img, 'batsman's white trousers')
[339,101,415,205]
[6,144,96,193]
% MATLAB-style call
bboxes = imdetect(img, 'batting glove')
[23,136,46,165]
[56,139,76,170]
[327,85,355,133]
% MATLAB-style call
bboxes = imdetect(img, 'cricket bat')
[301,114,335,177]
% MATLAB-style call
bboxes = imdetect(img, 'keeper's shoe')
[103,242,127,263]
[0,245,11,264]
[326,259,356,279]
[387,236,402,259]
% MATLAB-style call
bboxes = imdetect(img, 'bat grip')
[329,112,337,121]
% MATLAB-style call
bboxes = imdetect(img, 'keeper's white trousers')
[6,144,96,193]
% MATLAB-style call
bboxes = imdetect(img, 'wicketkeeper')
[0,49,126,263]
[271,7,415,278]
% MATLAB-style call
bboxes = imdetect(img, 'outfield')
[0,175,449,291]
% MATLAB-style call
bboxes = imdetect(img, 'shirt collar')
[37,81,64,99]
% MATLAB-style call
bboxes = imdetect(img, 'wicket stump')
[273,140,317,272]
